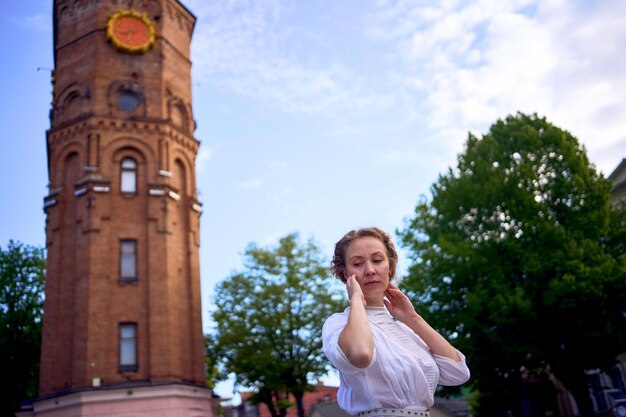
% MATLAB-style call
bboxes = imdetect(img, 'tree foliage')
[207,233,344,417]
[0,241,46,415]
[398,113,626,416]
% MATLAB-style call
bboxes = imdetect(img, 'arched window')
[120,157,137,193]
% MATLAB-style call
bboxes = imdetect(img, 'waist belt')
[356,409,430,417]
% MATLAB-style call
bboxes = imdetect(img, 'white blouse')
[322,307,470,414]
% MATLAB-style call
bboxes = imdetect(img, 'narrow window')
[119,323,137,371]
[120,157,137,193]
[119,240,137,282]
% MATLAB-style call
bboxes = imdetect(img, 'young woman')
[322,227,470,417]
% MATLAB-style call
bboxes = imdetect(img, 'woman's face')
[344,237,390,305]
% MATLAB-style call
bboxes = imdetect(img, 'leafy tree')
[204,334,224,391]
[0,241,46,415]
[208,233,344,417]
[398,113,626,416]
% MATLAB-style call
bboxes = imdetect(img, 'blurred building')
[609,158,626,205]
[220,382,469,417]
[225,382,340,417]
[584,158,626,417]
[18,1,212,416]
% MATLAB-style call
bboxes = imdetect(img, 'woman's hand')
[339,274,374,368]
[385,282,461,361]
[346,274,366,306]
[384,282,419,323]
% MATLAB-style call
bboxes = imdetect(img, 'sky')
[1,0,626,401]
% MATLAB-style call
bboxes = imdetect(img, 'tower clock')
[106,10,157,53]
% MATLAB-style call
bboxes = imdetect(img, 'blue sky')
[1,0,625,400]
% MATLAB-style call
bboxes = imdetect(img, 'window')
[119,240,137,282]
[120,157,137,193]
[119,323,137,371]
[117,89,141,111]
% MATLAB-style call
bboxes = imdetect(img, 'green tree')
[398,113,626,416]
[208,233,343,417]
[0,241,46,415]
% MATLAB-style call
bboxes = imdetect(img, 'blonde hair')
[330,227,398,283]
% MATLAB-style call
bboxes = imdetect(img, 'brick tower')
[24,1,212,416]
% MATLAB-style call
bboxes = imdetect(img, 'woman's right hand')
[346,274,366,306]
[340,274,374,368]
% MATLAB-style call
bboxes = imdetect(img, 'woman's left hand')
[384,282,419,324]
[385,283,462,362]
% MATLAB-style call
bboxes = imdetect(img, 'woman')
[322,227,470,417]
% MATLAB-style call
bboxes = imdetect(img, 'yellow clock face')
[106,10,156,54]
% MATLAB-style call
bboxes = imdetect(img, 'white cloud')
[236,178,263,190]
[269,160,288,171]
[22,14,50,31]
[258,231,288,246]
[366,0,626,173]
[188,0,365,114]
[196,144,216,172]
[233,159,287,191]
[186,0,626,173]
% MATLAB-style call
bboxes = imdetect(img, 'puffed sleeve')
[434,350,470,386]
[322,312,376,375]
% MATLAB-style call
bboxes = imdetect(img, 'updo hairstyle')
[330,227,398,283]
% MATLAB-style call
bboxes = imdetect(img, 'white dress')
[322,306,470,414]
